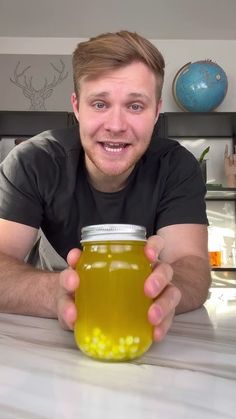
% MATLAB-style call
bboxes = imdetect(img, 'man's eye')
[130,103,143,111]
[93,102,106,110]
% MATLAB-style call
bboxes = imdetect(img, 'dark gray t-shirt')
[0,126,207,260]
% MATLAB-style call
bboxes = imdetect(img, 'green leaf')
[199,146,210,162]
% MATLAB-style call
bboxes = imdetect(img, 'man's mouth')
[100,142,130,153]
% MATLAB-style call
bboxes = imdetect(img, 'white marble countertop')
[0,284,236,419]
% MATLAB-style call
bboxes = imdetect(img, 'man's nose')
[104,107,127,132]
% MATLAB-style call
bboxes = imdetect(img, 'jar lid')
[81,224,147,242]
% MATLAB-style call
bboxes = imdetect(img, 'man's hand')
[57,237,182,342]
[144,235,181,342]
[57,248,81,330]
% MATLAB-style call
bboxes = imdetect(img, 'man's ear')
[71,93,79,121]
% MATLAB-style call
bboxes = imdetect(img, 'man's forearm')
[0,251,60,318]
[171,255,212,314]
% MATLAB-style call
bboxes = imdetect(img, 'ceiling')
[1,0,236,40]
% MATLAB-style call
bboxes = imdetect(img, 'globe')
[172,60,228,112]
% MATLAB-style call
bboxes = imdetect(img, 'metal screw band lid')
[81,224,147,243]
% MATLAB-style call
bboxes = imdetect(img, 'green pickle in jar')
[74,224,153,361]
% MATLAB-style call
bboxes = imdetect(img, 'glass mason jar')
[74,224,153,361]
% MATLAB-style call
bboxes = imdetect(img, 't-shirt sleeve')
[156,145,208,230]
[0,140,56,228]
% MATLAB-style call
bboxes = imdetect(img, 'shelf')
[165,112,236,137]
[0,111,70,137]
[211,267,236,271]
[206,186,236,200]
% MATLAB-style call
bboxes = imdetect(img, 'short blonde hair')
[72,30,165,101]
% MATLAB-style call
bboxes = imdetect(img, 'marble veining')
[0,284,236,419]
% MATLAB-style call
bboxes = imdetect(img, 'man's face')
[71,61,162,189]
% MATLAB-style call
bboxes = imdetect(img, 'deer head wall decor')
[10,59,68,111]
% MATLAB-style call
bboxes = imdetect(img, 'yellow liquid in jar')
[74,241,153,361]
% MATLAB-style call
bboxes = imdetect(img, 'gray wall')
[0,55,73,111]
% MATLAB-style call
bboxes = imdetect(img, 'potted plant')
[198,146,210,183]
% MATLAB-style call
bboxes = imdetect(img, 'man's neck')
[88,171,131,193]
[84,154,135,192]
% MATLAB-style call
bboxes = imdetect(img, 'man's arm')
[143,223,211,341]
[171,255,210,314]
[157,223,211,314]
[0,219,59,317]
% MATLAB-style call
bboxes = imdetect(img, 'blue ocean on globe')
[172,60,228,112]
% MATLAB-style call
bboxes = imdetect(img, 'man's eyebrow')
[87,92,151,102]
[127,93,151,102]
[87,92,109,100]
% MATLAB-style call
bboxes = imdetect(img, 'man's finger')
[67,248,81,268]
[57,296,77,330]
[148,283,181,326]
[144,262,173,298]
[144,235,165,262]
[60,268,79,292]
[153,309,175,342]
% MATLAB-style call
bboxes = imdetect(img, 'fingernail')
[148,248,156,261]
[154,327,163,342]
[149,305,162,325]
[154,305,162,319]
[151,280,160,295]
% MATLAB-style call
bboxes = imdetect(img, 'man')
[0,31,211,342]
